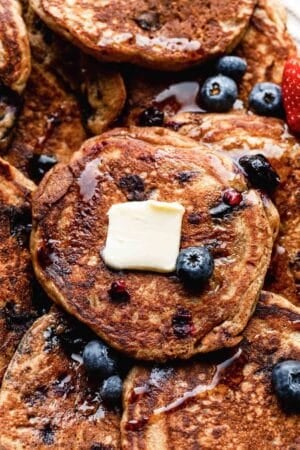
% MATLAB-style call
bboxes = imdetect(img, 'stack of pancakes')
[0,0,299,448]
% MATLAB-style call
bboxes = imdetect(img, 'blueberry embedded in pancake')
[121,292,300,449]
[29,0,255,71]
[0,158,37,383]
[0,309,121,449]
[31,127,277,361]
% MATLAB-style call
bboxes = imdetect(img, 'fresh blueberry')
[100,375,123,405]
[272,360,300,412]
[176,246,214,287]
[216,56,247,81]
[138,107,164,127]
[83,340,117,379]
[249,82,283,118]
[209,202,233,218]
[239,154,280,192]
[200,75,238,112]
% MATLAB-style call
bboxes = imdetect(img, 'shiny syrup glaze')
[126,348,244,431]
[154,81,204,115]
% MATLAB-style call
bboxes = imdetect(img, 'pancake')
[29,0,255,71]
[23,3,126,136]
[121,291,300,449]
[0,0,31,93]
[123,0,295,126]
[236,0,297,103]
[0,158,37,383]
[0,309,121,449]
[31,127,277,361]
[5,62,87,182]
[166,112,300,305]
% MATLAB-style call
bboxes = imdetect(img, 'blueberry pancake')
[22,2,126,136]
[5,62,87,183]
[0,158,37,383]
[167,112,300,305]
[0,309,121,449]
[29,0,255,71]
[31,127,277,361]
[236,0,296,103]
[0,0,30,94]
[123,0,295,126]
[122,291,300,450]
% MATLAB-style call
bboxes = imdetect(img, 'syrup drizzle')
[154,81,204,114]
[153,348,242,415]
[126,348,243,431]
[78,158,101,202]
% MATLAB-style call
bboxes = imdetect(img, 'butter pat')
[103,200,185,273]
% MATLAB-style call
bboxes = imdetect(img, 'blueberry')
[83,340,117,379]
[200,75,238,112]
[138,107,164,127]
[176,246,214,287]
[249,82,283,118]
[239,154,280,192]
[216,56,247,81]
[100,375,123,405]
[28,154,57,183]
[272,360,300,412]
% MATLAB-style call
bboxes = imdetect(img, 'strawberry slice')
[282,58,300,134]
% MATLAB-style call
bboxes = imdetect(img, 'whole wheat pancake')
[0,0,31,93]
[167,112,300,305]
[23,3,126,136]
[237,0,296,103]
[5,62,87,182]
[0,309,121,449]
[0,158,37,383]
[29,0,255,71]
[122,291,300,450]
[123,0,295,126]
[31,127,276,361]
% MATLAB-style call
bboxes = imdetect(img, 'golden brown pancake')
[123,0,295,126]
[29,0,255,71]
[0,309,121,449]
[0,0,31,93]
[236,0,296,103]
[0,158,37,383]
[122,292,300,450]
[5,62,87,181]
[166,112,300,305]
[31,127,277,361]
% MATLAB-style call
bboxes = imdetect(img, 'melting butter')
[102,200,185,273]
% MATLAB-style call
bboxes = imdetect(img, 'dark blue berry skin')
[216,56,247,81]
[101,375,123,405]
[200,75,238,112]
[138,107,164,126]
[83,340,117,379]
[176,246,214,288]
[249,82,283,118]
[239,154,280,192]
[272,360,300,412]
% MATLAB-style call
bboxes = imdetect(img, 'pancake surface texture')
[0,0,31,93]
[29,0,255,70]
[31,127,276,361]
[0,309,121,449]
[169,112,300,305]
[237,0,296,102]
[0,158,36,383]
[122,292,300,449]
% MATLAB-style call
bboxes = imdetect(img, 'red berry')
[223,189,243,206]
[282,58,300,134]
[108,280,130,301]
